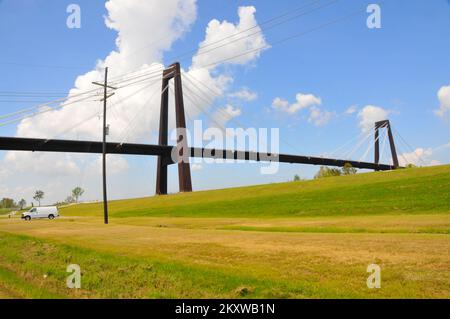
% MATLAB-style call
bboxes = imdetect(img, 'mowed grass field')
[0,165,449,298]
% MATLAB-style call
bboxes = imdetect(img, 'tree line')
[292,163,358,181]
[0,186,85,211]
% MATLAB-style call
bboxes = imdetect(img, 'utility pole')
[93,68,116,224]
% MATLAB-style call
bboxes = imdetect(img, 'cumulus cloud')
[191,6,268,69]
[183,6,266,127]
[191,163,203,171]
[12,0,199,146]
[345,105,358,114]
[228,87,257,101]
[357,105,390,132]
[12,4,266,143]
[398,148,437,167]
[88,155,129,175]
[272,93,321,114]
[434,85,450,118]
[1,2,269,202]
[271,92,334,127]
[213,104,242,127]
[4,151,80,176]
[308,106,335,127]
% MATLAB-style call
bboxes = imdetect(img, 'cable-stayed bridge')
[0,62,407,197]
[0,1,428,223]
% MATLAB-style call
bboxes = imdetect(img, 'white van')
[21,206,59,221]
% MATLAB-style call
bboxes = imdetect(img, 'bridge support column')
[155,77,170,195]
[155,62,192,195]
[374,120,399,169]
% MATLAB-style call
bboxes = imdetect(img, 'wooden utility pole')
[93,68,116,224]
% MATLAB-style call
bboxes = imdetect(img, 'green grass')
[0,208,15,216]
[0,232,355,298]
[0,165,449,298]
[62,165,450,218]
[0,231,448,299]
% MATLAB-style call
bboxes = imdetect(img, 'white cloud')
[12,4,266,144]
[4,151,80,176]
[398,148,436,167]
[192,6,268,69]
[229,87,257,101]
[434,85,450,118]
[357,105,390,132]
[104,0,197,66]
[213,104,242,127]
[345,105,358,114]
[308,106,335,127]
[1,2,270,203]
[272,93,321,114]
[272,97,289,111]
[0,167,10,180]
[88,155,129,175]
[271,92,333,126]
[16,0,199,142]
[191,163,203,171]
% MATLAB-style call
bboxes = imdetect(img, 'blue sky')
[0,0,449,204]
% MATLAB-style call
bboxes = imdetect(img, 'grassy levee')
[62,165,450,218]
[0,231,448,298]
[0,208,14,216]
[0,165,449,298]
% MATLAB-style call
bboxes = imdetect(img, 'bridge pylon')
[374,119,399,169]
[155,62,192,195]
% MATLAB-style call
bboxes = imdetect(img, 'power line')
[201,3,375,69]
[0,92,69,97]
[115,80,167,145]
[0,72,162,123]
[0,61,88,70]
[170,0,337,64]
[102,0,241,68]
[0,92,99,128]
[108,64,163,84]
[99,0,335,86]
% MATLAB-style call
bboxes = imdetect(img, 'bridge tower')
[374,119,399,169]
[155,62,192,195]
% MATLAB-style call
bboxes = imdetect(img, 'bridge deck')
[0,136,398,171]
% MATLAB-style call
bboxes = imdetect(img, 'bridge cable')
[200,1,384,70]
[359,128,385,163]
[37,78,161,145]
[104,0,333,83]
[182,72,299,154]
[116,79,167,146]
[326,129,373,159]
[379,127,389,164]
[343,127,379,161]
[171,0,339,65]
[391,127,427,166]
[0,74,163,128]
